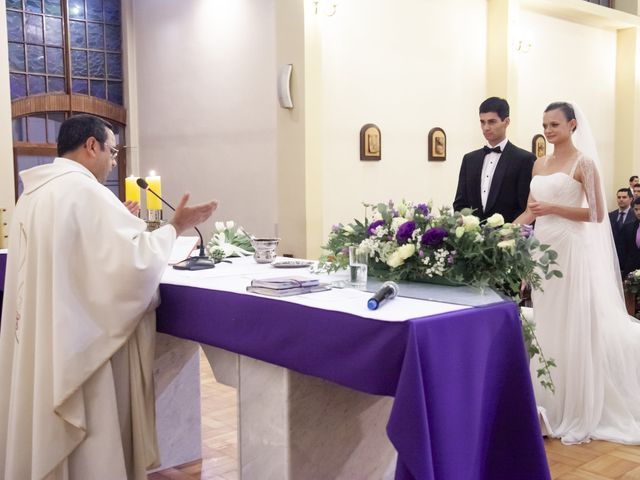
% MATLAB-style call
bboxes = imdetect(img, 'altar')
[0,251,550,479]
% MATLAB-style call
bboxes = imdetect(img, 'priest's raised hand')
[169,192,218,236]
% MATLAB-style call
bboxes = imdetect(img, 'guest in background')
[621,197,640,277]
[633,184,640,200]
[630,176,639,189]
[609,187,634,266]
[453,97,535,222]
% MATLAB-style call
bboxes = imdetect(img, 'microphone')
[136,177,215,271]
[367,281,399,310]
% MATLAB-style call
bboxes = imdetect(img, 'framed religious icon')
[532,134,546,159]
[360,124,381,161]
[428,127,446,161]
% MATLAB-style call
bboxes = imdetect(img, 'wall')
[131,0,277,239]
[315,0,488,236]
[514,10,618,198]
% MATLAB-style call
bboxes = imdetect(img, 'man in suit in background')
[630,176,638,190]
[621,197,640,277]
[453,97,535,222]
[610,187,635,267]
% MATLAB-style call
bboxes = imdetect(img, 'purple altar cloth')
[157,283,550,480]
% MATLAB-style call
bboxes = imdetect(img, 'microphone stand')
[142,183,215,271]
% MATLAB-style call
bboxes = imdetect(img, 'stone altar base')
[202,345,397,480]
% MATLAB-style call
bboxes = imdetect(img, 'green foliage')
[319,200,562,391]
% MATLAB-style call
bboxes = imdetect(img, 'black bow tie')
[483,145,502,154]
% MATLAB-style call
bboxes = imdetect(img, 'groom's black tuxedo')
[453,141,535,222]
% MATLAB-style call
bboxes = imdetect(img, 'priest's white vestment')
[0,158,176,479]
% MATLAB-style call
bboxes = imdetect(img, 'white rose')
[455,226,465,238]
[215,221,225,232]
[497,239,516,251]
[397,202,408,217]
[462,215,480,232]
[371,212,383,222]
[634,270,640,280]
[397,243,416,260]
[498,227,513,238]
[386,251,404,268]
[486,213,505,228]
[474,233,484,243]
[343,225,354,234]
[225,220,235,229]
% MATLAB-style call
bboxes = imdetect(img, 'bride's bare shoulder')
[532,155,549,174]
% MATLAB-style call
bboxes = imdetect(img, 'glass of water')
[348,246,368,290]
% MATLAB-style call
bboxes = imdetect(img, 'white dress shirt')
[481,138,509,210]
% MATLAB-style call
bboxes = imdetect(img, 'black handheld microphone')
[136,177,215,271]
[367,281,399,310]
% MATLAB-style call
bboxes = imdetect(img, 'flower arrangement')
[206,221,254,262]
[624,269,640,295]
[319,200,562,391]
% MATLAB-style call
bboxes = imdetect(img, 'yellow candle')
[125,176,140,203]
[145,171,162,210]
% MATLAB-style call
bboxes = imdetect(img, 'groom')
[453,97,535,222]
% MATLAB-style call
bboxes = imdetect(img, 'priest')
[0,114,217,479]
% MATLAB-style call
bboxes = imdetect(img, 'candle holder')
[146,209,163,231]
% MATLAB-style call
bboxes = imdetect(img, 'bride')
[515,102,640,445]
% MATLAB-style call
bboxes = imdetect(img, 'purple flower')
[447,255,455,265]
[415,203,430,217]
[519,224,534,238]
[418,250,425,258]
[396,221,417,245]
[367,219,385,236]
[331,224,341,233]
[340,247,349,255]
[391,209,400,217]
[421,227,448,246]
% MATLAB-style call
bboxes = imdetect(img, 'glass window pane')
[86,0,102,21]
[47,76,64,92]
[9,42,26,71]
[69,20,86,47]
[6,0,23,9]
[104,24,120,51]
[28,74,46,94]
[26,114,47,142]
[26,44,45,73]
[71,49,87,76]
[12,117,27,142]
[106,52,121,79]
[107,80,122,104]
[103,0,119,24]
[10,73,27,98]
[46,46,63,74]
[88,50,104,77]
[47,112,64,142]
[25,0,41,13]
[87,22,103,49]
[25,13,44,44]
[44,16,62,45]
[68,0,85,19]
[72,78,88,94]
[90,79,105,99]
[43,0,61,16]
[7,11,24,42]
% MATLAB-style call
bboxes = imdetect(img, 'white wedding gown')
[530,158,640,445]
